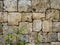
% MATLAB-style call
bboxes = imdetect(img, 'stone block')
[46,9,59,21]
[48,32,58,42]
[32,0,50,12]
[4,0,17,11]
[0,1,3,11]
[18,0,31,12]
[33,20,42,32]
[58,33,60,41]
[38,32,50,42]
[51,42,60,45]
[42,20,52,32]
[19,22,32,34]
[33,13,45,20]
[52,22,60,32]
[51,0,60,9]
[21,13,32,22]
[8,12,21,25]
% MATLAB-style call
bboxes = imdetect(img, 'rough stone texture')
[51,0,60,9]
[32,0,50,12]
[4,0,17,11]
[42,20,52,32]
[21,13,32,22]
[52,22,60,32]
[51,42,60,45]
[19,22,32,34]
[18,0,31,12]
[0,0,60,45]
[8,12,21,25]
[0,12,8,22]
[0,1,3,11]
[46,9,59,21]
[48,32,58,42]
[33,13,45,20]
[38,32,50,42]
[58,33,60,41]
[33,20,42,32]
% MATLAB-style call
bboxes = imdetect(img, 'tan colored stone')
[42,20,52,32]
[46,9,59,21]
[0,1,3,11]
[21,13,32,22]
[33,20,42,32]
[27,43,35,45]
[19,22,32,34]
[58,33,60,41]
[4,0,17,11]
[33,13,45,20]
[51,42,60,45]
[53,22,60,32]
[8,12,21,25]
[0,12,8,22]
[18,0,31,12]
[32,0,50,12]
[51,0,60,9]
[38,32,50,42]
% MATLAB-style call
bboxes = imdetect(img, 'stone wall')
[0,0,60,45]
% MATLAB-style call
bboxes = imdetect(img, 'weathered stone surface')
[58,33,60,41]
[27,43,35,45]
[33,13,45,20]
[3,23,18,35]
[28,32,35,43]
[48,32,58,42]
[0,35,4,43]
[8,12,21,25]
[19,22,32,34]
[38,32,50,42]
[0,1,3,11]
[21,13,32,22]
[51,0,60,9]
[36,43,50,45]
[52,22,60,32]
[4,0,17,11]
[0,12,8,22]
[0,23,3,35]
[51,42,60,45]
[42,20,52,32]
[20,34,29,42]
[18,0,31,12]
[33,20,42,32]
[32,0,50,12]
[46,9,59,21]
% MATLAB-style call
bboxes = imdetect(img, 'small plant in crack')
[35,32,40,45]
[4,25,26,45]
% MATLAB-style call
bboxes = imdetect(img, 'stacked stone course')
[0,0,60,45]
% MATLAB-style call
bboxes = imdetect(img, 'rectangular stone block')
[58,33,60,41]
[32,0,50,12]
[33,13,45,20]
[0,1,3,11]
[18,0,32,12]
[51,0,60,9]
[19,22,32,34]
[48,32,58,42]
[38,32,50,42]
[52,22,60,32]
[8,12,21,25]
[21,13,32,22]
[4,0,17,11]
[0,12,8,22]
[46,9,59,21]
[36,43,50,45]
[51,42,60,45]
[42,20,52,32]
[33,20,42,32]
